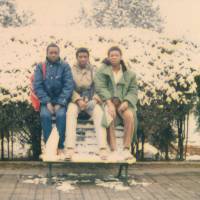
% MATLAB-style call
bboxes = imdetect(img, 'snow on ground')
[22,174,152,192]
[187,111,200,146]
[187,155,200,161]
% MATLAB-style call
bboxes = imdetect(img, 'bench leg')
[117,164,129,185]
[47,163,52,184]
[117,165,123,178]
[124,164,129,185]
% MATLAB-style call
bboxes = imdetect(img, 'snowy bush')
[0,26,199,160]
[0,0,34,27]
[76,0,163,31]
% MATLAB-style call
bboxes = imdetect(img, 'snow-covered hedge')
[0,28,199,108]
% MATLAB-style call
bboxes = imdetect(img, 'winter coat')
[33,58,74,106]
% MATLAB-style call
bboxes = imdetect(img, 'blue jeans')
[40,105,66,149]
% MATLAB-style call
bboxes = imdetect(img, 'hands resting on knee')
[47,103,63,114]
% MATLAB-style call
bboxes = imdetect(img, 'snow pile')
[23,176,47,185]
[95,179,130,191]
[143,143,159,159]
[129,179,152,187]
[186,155,200,161]
[56,181,76,192]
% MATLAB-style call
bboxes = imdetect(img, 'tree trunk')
[1,129,4,160]
[30,127,42,160]
[184,113,189,160]
[141,132,145,160]
[165,143,169,160]
[178,119,184,160]
[7,131,10,159]
[11,129,14,160]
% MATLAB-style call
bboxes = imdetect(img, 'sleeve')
[56,63,74,106]
[123,72,138,109]
[33,64,51,105]
[71,91,82,103]
[94,68,112,101]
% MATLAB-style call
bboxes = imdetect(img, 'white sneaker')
[122,149,133,160]
[58,152,66,161]
[99,148,108,160]
[108,150,124,162]
[65,148,74,160]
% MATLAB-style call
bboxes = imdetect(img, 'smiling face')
[47,46,60,63]
[77,52,89,68]
[108,50,122,66]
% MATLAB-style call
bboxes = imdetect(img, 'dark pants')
[40,105,66,149]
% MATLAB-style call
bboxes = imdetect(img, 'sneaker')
[57,149,65,161]
[65,148,74,160]
[108,150,124,162]
[122,149,133,160]
[99,148,108,160]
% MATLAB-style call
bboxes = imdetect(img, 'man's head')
[76,47,90,68]
[46,43,60,63]
[107,46,122,66]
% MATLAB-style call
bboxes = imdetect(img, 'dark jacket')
[33,58,74,106]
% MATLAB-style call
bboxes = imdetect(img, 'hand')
[77,99,87,111]
[118,101,129,113]
[47,102,54,114]
[93,95,102,104]
[54,104,62,112]
[106,100,116,119]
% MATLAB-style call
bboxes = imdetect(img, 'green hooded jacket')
[94,62,138,144]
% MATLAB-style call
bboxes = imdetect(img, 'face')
[108,50,122,66]
[77,52,89,68]
[47,47,60,63]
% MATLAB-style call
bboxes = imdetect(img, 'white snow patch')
[95,179,130,191]
[23,177,47,185]
[129,179,152,187]
[56,181,76,193]
[186,155,200,161]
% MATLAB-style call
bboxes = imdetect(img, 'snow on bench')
[40,120,136,164]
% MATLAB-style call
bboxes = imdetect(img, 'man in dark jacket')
[33,43,74,155]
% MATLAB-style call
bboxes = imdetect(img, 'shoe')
[99,148,108,160]
[122,149,133,160]
[108,150,124,162]
[65,148,74,160]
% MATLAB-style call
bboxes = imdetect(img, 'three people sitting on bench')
[33,43,138,161]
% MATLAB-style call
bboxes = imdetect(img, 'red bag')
[30,63,46,112]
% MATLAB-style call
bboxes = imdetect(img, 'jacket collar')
[75,62,91,70]
[101,64,126,85]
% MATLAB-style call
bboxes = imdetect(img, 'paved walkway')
[0,161,200,200]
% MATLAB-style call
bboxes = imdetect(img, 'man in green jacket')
[94,46,138,160]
